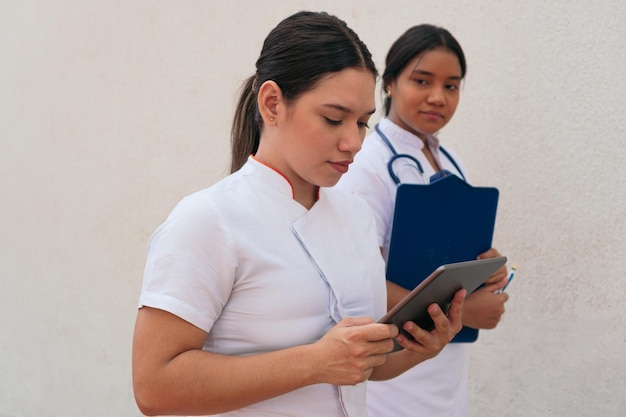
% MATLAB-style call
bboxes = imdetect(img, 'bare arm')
[386,279,410,311]
[132,307,398,416]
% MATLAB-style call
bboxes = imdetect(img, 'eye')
[413,78,428,86]
[358,121,370,129]
[324,117,342,126]
[446,84,459,91]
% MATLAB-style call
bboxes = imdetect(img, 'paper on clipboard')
[385,174,500,343]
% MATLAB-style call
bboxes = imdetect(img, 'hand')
[312,317,398,386]
[463,279,509,329]
[478,248,508,285]
[394,289,465,360]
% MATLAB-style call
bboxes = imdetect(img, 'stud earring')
[269,117,275,123]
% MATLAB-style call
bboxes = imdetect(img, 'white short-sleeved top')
[335,117,471,417]
[139,157,387,417]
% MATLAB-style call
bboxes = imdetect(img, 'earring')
[386,89,392,97]
[269,117,275,123]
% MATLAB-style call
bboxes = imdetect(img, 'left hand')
[394,289,465,360]
[463,280,509,329]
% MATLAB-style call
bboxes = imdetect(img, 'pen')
[501,264,517,292]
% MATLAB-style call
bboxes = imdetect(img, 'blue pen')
[501,264,517,292]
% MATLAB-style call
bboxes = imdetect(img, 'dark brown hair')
[230,11,378,173]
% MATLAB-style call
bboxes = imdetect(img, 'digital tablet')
[379,256,507,352]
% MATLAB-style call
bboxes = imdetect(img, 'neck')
[387,115,427,143]
[252,153,319,210]
[294,187,318,210]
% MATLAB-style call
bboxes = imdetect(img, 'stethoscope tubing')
[374,123,465,185]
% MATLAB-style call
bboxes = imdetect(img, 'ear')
[258,80,282,125]
[385,79,396,97]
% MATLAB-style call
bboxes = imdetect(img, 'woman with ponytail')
[132,12,465,417]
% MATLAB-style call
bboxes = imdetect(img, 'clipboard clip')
[429,169,455,184]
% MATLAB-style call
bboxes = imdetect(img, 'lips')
[421,110,444,120]
[329,161,351,174]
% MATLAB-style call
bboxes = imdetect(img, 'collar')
[244,155,321,202]
[378,117,441,152]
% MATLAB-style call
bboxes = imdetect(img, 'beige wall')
[1,1,624,416]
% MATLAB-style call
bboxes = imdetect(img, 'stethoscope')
[375,123,466,185]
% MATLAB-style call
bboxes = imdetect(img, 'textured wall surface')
[1,1,624,416]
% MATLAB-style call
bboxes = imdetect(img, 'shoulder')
[152,174,248,248]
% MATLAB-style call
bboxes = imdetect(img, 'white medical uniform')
[335,117,471,417]
[139,156,387,417]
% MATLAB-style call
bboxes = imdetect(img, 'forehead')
[299,68,376,112]
[405,48,462,77]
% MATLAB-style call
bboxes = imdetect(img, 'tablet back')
[380,257,507,351]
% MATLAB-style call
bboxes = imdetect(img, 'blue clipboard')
[386,174,499,343]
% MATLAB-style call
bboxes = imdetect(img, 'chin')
[318,176,341,188]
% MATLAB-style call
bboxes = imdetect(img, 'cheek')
[448,96,460,113]
[403,89,426,107]
[298,128,327,156]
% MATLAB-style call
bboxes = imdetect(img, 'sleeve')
[138,192,238,333]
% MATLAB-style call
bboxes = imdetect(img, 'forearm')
[369,349,436,381]
[133,307,325,416]
[134,344,319,416]
[386,280,410,310]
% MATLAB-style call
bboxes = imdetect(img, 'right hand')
[477,248,508,285]
[311,317,398,386]
[463,279,509,329]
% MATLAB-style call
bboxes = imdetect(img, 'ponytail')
[230,75,261,173]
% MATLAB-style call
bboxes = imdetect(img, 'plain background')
[1,1,625,416]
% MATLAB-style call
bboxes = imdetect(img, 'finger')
[483,269,508,285]
[340,317,376,327]
[446,290,466,330]
[368,338,396,356]
[358,323,399,342]
[428,303,451,335]
[395,321,431,348]
[364,353,389,369]
[481,279,507,292]
[493,265,509,280]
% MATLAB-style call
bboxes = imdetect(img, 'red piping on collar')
[250,155,321,201]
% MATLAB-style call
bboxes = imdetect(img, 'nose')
[338,125,363,155]
[427,86,445,105]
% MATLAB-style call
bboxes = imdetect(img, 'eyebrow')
[322,103,376,115]
[412,69,462,81]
